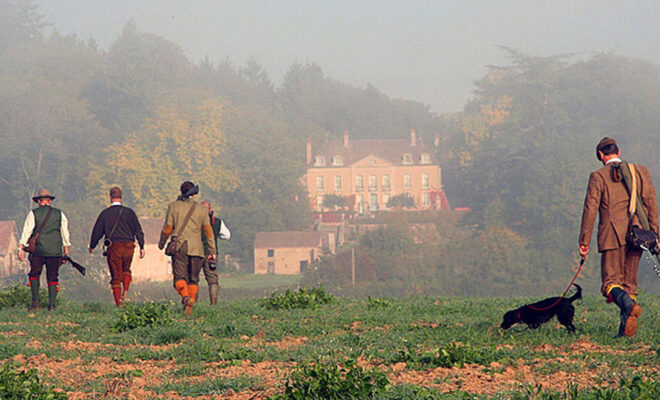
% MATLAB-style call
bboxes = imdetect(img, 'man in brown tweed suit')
[579,137,658,337]
[158,181,216,315]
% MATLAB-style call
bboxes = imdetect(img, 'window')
[332,156,343,166]
[421,153,431,164]
[369,193,378,211]
[267,249,274,257]
[369,159,376,166]
[267,261,275,274]
[422,192,431,207]
[402,153,413,164]
[357,194,364,214]
[382,174,390,191]
[316,195,324,209]
[316,176,324,191]
[356,175,364,191]
[314,156,325,166]
[383,193,390,208]
[368,175,377,191]
[404,174,412,189]
[334,175,342,191]
[422,173,430,189]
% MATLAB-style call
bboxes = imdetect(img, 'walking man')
[200,200,231,305]
[17,189,71,311]
[579,137,658,337]
[89,186,145,306]
[158,181,216,315]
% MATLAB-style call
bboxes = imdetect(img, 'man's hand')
[18,248,25,262]
[63,246,70,256]
[158,233,168,250]
[207,254,216,262]
[89,247,94,254]
[140,248,145,259]
[578,244,589,257]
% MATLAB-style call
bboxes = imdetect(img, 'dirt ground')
[6,336,658,399]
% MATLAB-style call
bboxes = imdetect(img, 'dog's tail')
[568,284,582,303]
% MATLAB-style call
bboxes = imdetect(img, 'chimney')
[343,130,349,147]
[410,128,417,147]
[434,132,439,147]
[306,137,312,165]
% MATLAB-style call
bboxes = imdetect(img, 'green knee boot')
[29,279,41,310]
[47,283,58,311]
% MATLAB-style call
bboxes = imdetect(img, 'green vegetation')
[0,289,657,398]
[0,363,67,400]
[112,301,172,332]
[0,283,47,309]
[271,359,389,400]
[260,286,334,310]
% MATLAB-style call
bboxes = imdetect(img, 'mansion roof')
[139,217,164,245]
[308,131,438,167]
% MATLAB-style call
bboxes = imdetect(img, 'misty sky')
[39,0,660,113]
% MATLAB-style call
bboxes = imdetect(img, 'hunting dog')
[500,284,582,333]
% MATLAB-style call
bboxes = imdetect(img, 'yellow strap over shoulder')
[629,163,637,215]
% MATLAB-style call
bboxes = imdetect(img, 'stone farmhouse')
[131,218,172,283]
[0,220,21,279]
[254,231,322,275]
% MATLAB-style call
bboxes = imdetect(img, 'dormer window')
[420,153,431,164]
[332,156,344,166]
[315,156,326,166]
[402,153,413,165]
[369,159,376,166]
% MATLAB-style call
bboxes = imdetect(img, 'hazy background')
[39,0,660,113]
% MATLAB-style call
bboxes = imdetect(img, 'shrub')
[260,286,334,310]
[390,343,499,369]
[0,362,67,399]
[0,283,48,308]
[112,301,172,332]
[270,359,389,400]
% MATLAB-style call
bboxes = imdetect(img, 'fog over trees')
[2,0,660,296]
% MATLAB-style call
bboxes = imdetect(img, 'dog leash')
[527,256,585,312]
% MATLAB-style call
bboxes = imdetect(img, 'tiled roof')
[139,218,164,244]
[310,134,438,167]
[0,221,17,256]
[254,231,322,249]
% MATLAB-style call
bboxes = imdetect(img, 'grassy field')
[0,286,658,399]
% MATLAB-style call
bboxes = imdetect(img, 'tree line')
[2,1,660,295]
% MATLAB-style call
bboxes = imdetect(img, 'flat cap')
[596,137,617,160]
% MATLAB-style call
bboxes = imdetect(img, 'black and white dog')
[500,284,582,333]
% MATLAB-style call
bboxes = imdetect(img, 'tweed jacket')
[162,198,216,257]
[579,162,658,252]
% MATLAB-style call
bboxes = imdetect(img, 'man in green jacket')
[158,181,216,315]
[201,200,231,305]
[18,189,71,311]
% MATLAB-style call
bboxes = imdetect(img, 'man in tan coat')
[579,137,658,337]
[158,181,216,315]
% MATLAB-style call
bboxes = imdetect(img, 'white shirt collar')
[606,157,622,165]
[111,201,122,206]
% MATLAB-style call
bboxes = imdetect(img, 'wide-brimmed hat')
[32,189,55,203]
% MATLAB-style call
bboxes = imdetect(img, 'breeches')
[202,259,219,285]
[28,255,62,283]
[172,250,204,286]
[107,242,135,287]
[601,245,642,297]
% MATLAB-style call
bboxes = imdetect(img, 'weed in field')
[0,362,67,399]
[260,286,334,310]
[152,324,188,345]
[367,296,392,309]
[112,301,172,332]
[0,283,48,308]
[270,358,389,400]
[152,375,262,396]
